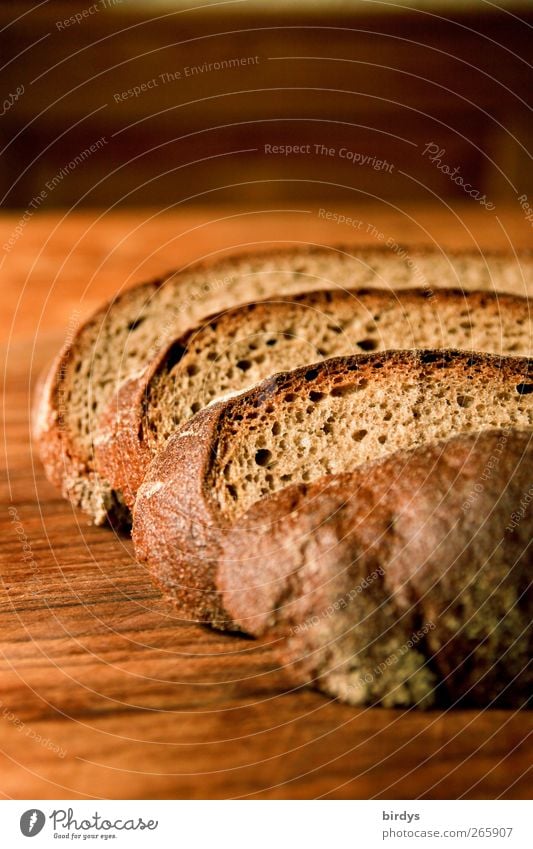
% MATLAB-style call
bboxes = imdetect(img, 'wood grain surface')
[1,205,532,800]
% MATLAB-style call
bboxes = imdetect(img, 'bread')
[219,430,532,708]
[33,245,533,524]
[132,350,533,627]
[96,287,532,516]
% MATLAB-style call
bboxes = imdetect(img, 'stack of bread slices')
[34,246,533,709]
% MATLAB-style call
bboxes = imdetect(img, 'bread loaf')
[132,350,533,626]
[96,287,531,516]
[33,246,533,524]
[220,430,532,708]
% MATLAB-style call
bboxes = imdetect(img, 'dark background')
[1,0,532,211]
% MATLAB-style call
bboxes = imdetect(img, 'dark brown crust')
[132,349,532,627]
[33,245,533,523]
[96,285,531,517]
[220,430,533,707]
[132,403,227,623]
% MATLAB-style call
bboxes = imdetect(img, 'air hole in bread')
[357,338,378,351]
[127,317,145,332]
[516,383,533,395]
[255,448,272,466]
[330,383,358,397]
[166,343,187,371]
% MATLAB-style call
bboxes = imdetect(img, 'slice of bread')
[220,430,532,708]
[132,350,533,627]
[33,245,533,524]
[96,287,532,516]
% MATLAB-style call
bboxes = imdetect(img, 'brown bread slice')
[132,350,533,627]
[33,245,533,525]
[220,430,532,708]
[96,287,532,516]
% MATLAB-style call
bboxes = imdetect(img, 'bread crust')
[32,278,162,523]
[132,402,227,623]
[96,286,531,519]
[34,245,533,524]
[219,430,532,707]
[132,349,533,627]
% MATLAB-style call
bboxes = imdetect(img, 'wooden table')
[1,205,532,800]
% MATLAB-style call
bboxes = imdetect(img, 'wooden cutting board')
[1,205,532,800]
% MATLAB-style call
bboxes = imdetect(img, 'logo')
[20,810,45,837]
